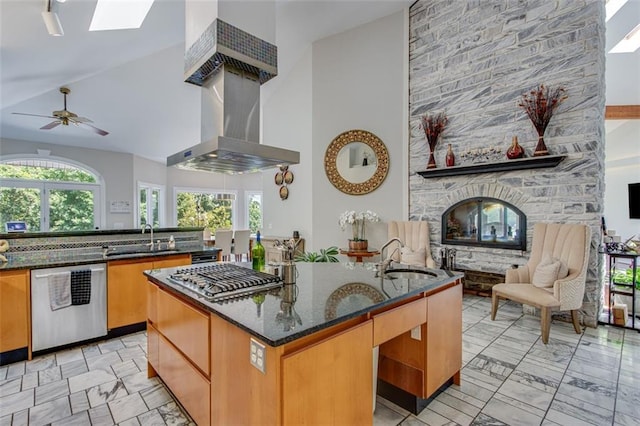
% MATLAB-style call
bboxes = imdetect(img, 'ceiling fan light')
[42,11,64,36]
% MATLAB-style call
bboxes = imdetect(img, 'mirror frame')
[324,129,389,195]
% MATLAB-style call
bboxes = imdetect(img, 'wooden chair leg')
[541,307,551,344]
[571,310,581,334]
[491,291,499,321]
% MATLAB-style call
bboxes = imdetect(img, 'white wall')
[311,10,408,252]
[262,10,408,252]
[604,120,640,240]
[262,48,313,244]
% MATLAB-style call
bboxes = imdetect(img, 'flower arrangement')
[518,84,568,156]
[339,210,380,241]
[420,112,448,168]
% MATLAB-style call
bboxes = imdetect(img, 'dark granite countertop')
[0,244,219,271]
[144,262,463,347]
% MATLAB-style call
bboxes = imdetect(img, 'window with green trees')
[0,159,100,232]
[176,190,235,230]
[247,192,263,234]
[138,182,164,228]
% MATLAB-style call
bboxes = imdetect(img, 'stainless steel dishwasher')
[31,263,107,351]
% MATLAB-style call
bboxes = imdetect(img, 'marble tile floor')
[1,295,639,425]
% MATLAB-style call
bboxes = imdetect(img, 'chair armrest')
[552,271,586,310]
[505,265,530,283]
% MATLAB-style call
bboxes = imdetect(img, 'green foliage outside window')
[0,187,41,231]
[0,164,96,182]
[0,163,97,232]
[249,197,262,234]
[176,192,232,230]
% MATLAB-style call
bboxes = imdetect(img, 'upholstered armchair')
[387,221,437,268]
[491,222,592,344]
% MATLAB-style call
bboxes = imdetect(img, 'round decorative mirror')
[324,129,389,195]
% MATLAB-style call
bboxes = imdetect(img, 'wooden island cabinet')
[145,263,462,425]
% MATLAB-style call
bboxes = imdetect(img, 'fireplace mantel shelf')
[417,155,566,178]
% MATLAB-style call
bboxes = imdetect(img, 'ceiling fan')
[13,87,109,136]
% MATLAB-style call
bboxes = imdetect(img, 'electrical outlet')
[250,338,266,374]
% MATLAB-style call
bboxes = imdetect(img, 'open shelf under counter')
[416,155,566,178]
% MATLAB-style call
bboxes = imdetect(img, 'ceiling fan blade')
[13,112,57,119]
[40,121,61,130]
[69,116,93,124]
[79,122,109,136]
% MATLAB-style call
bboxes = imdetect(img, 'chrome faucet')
[142,224,154,251]
[377,238,404,275]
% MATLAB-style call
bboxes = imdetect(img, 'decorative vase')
[427,149,437,169]
[533,135,549,156]
[506,136,524,159]
[349,240,368,251]
[445,144,455,167]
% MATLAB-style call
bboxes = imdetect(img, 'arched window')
[0,157,103,232]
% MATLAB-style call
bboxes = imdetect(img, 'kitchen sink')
[383,269,438,280]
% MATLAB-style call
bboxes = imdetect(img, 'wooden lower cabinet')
[108,254,190,329]
[0,270,30,353]
[209,313,373,425]
[108,259,153,329]
[147,323,159,375]
[158,334,210,426]
[282,321,374,426]
[425,282,462,396]
[148,279,462,425]
[156,288,209,375]
[378,282,462,399]
[148,284,210,425]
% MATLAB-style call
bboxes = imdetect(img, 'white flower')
[338,210,381,230]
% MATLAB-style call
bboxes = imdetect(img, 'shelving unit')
[606,251,639,330]
[417,155,566,178]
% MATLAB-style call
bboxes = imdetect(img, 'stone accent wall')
[408,0,605,327]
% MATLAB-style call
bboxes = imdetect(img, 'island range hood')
[167,18,299,174]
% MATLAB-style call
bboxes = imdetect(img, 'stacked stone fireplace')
[408,0,605,327]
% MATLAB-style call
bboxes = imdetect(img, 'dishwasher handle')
[34,267,104,279]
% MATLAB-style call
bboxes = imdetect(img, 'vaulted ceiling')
[1,0,638,164]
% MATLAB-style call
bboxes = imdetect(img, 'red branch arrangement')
[518,84,568,136]
[420,112,448,150]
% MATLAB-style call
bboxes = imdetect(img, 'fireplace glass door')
[442,197,526,250]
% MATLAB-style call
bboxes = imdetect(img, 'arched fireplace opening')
[442,197,526,250]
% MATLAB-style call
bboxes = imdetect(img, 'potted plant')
[294,246,340,262]
[339,210,380,251]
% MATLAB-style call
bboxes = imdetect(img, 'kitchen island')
[144,262,463,425]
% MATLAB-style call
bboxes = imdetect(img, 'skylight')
[89,0,155,31]
[606,0,628,21]
[610,23,640,53]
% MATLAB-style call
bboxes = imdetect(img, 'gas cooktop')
[168,263,282,302]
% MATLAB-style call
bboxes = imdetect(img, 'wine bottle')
[252,231,265,272]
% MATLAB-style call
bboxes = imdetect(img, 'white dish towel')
[48,272,71,311]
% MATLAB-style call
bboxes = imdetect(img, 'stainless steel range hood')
[167,18,299,174]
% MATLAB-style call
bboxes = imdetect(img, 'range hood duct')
[167,19,299,174]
